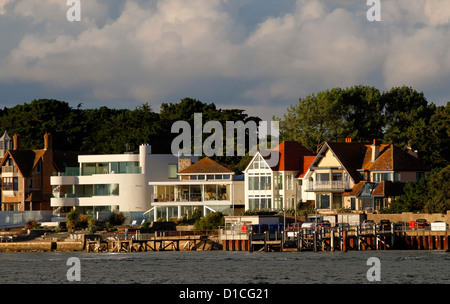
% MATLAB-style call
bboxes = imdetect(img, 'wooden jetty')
[85,235,222,253]
[220,225,450,252]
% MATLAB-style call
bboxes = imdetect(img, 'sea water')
[0,250,448,284]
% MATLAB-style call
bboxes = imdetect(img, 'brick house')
[0,133,57,211]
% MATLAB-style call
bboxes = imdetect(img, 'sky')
[0,0,449,121]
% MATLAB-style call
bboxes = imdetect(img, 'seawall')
[0,241,83,252]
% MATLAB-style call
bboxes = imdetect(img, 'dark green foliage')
[194,212,225,230]
[389,166,450,214]
[0,98,262,171]
[278,85,449,168]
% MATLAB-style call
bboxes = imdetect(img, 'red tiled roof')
[179,157,233,174]
[266,141,315,172]
[296,156,316,178]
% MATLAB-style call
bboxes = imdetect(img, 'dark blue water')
[0,250,448,284]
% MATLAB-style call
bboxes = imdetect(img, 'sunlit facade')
[148,157,244,221]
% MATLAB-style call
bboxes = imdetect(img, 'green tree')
[278,88,344,152]
[194,212,224,230]
[407,103,449,168]
[381,86,435,149]
[66,208,79,232]
[424,165,450,213]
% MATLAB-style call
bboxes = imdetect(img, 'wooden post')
[297,230,302,252]
[264,231,268,253]
[281,231,284,252]
[330,228,335,252]
[248,232,253,252]
[313,230,317,252]
[374,224,378,250]
[443,235,449,251]
[391,223,395,249]
[342,230,348,252]
[355,225,360,251]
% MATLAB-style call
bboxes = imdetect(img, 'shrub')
[109,212,125,226]
[194,212,224,230]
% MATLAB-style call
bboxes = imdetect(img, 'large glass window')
[63,184,118,197]
[2,177,18,190]
[274,174,283,190]
[373,172,401,182]
[332,173,342,181]
[249,155,269,170]
[248,195,272,210]
[316,173,330,182]
[248,173,271,191]
[286,174,294,190]
[316,194,330,209]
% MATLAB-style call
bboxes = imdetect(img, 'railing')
[305,180,351,191]
[1,166,19,173]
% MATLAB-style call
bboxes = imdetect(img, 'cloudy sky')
[0,0,449,120]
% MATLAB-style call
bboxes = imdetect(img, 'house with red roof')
[303,139,431,213]
[243,141,316,211]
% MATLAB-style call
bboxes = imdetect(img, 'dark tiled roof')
[343,181,366,196]
[325,142,430,183]
[371,181,406,197]
[1,150,37,177]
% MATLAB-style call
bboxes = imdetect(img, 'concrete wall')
[0,211,53,229]
[367,211,450,226]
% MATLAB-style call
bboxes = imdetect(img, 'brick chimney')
[371,139,380,162]
[44,133,52,151]
[178,158,192,172]
[13,134,21,150]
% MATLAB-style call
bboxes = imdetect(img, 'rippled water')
[0,250,448,284]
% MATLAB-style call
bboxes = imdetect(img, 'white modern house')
[243,141,316,211]
[50,144,183,222]
[148,157,245,221]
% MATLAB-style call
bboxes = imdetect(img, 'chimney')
[44,133,52,151]
[13,134,21,150]
[371,139,380,162]
[178,158,192,172]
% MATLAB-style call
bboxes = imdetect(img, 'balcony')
[305,180,351,191]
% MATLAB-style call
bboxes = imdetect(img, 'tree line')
[0,97,261,173]
[1,86,448,214]
[277,85,449,213]
[277,85,449,169]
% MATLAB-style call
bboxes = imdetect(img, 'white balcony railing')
[305,180,351,191]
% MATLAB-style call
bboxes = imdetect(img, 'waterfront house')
[303,139,430,213]
[0,133,57,211]
[243,141,316,212]
[51,144,186,223]
[148,157,244,221]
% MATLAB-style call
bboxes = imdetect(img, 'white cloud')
[0,0,449,116]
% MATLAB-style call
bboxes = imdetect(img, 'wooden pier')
[220,225,450,252]
[85,235,222,253]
